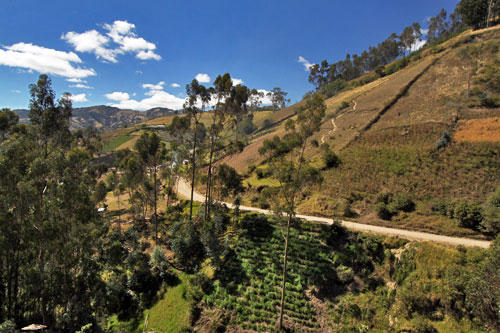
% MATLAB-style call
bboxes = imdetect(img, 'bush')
[375,192,393,205]
[341,202,357,218]
[338,100,350,111]
[435,130,451,150]
[453,201,483,229]
[337,265,355,284]
[323,150,341,169]
[376,202,393,220]
[0,320,16,333]
[391,194,416,213]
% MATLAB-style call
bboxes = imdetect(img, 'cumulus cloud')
[70,83,93,89]
[195,73,211,83]
[298,56,314,71]
[106,79,186,110]
[10,90,21,94]
[109,90,185,110]
[232,78,243,85]
[0,42,96,78]
[105,91,130,101]
[70,93,88,102]
[67,78,86,83]
[410,39,427,52]
[62,30,118,63]
[171,83,180,88]
[62,20,161,63]
[142,81,165,90]
[256,89,273,105]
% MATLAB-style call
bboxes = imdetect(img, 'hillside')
[222,26,500,239]
[14,105,179,132]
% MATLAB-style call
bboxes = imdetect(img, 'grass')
[139,273,193,333]
[244,177,280,187]
[102,134,134,152]
[454,117,500,142]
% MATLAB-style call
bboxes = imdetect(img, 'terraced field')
[202,215,333,331]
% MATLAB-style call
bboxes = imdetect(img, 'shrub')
[342,202,357,218]
[375,192,393,205]
[453,201,483,229]
[323,150,341,169]
[391,194,416,213]
[376,202,393,220]
[337,265,355,284]
[435,130,451,150]
[338,100,350,111]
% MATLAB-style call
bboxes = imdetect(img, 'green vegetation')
[139,274,193,333]
[102,134,134,151]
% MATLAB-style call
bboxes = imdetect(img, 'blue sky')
[0,0,459,110]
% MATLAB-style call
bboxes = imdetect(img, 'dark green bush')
[391,194,416,213]
[376,202,393,220]
[453,201,483,229]
[323,150,341,169]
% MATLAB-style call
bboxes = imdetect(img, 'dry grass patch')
[454,117,500,142]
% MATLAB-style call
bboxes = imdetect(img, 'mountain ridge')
[13,105,181,132]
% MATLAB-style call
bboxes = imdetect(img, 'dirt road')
[176,179,490,248]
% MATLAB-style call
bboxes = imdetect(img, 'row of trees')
[308,7,465,96]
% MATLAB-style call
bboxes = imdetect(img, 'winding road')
[176,179,490,248]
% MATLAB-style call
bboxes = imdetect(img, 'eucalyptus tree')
[135,131,165,245]
[204,74,250,222]
[267,87,290,112]
[258,93,326,329]
[0,75,105,328]
[179,80,211,219]
[0,109,19,142]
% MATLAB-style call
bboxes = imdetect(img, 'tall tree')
[135,131,165,245]
[457,0,490,29]
[0,109,19,142]
[258,93,326,329]
[267,87,290,112]
[183,80,211,220]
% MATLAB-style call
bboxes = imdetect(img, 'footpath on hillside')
[176,179,491,248]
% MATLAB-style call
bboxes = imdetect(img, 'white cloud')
[232,78,243,85]
[0,42,96,78]
[105,91,130,101]
[67,78,86,83]
[70,93,88,102]
[257,89,272,105]
[62,20,161,63]
[61,30,118,63]
[298,56,314,71]
[142,81,165,90]
[70,83,93,89]
[420,28,429,36]
[195,73,211,83]
[410,39,427,52]
[10,89,21,94]
[136,50,161,61]
[109,90,185,110]
[171,83,180,88]
[135,70,143,75]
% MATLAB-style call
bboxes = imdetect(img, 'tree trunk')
[190,125,198,220]
[153,166,158,246]
[117,192,121,230]
[279,213,292,329]
[205,135,215,223]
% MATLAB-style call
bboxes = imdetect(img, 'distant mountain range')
[13,105,180,132]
